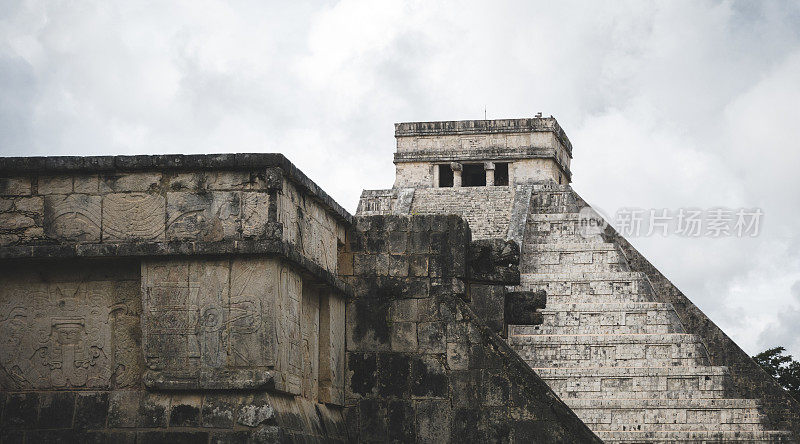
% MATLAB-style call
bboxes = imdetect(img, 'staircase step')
[532,366,730,400]
[511,333,709,367]
[543,293,658,304]
[524,212,611,243]
[568,398,765,432]
[510,190,795,440]
[531,183,574,192]
[595,430,793,442]
[517,272,654,297]
[538,302,674,310]
[513,302,684,335]
[522,271,646,280]
[531,188,585,214]
[522,242,629,273]
[522,242,617,251]
[528,213,603,222]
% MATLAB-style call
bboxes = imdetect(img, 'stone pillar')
[484,162,495,186]
[432,163,439,187]
[451,162,462,188]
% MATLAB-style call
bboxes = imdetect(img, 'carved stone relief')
[300,285,320,401]
[142,258,294,389]
[279,181,340,273]
[43,194,102,242]
[0,265,141,390]
[166,192,241,241]
[241,192,271,238]
[275,263,302,394]
[102,193,165,241]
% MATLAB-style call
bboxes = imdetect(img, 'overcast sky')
[2,0,799,357]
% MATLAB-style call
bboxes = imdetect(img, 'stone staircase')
[508,184,793,443]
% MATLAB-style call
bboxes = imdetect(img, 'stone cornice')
[0,153,354,225]
[0,235,353,297]
[394,117,573,155]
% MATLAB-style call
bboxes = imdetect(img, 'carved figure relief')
[0,275,139,390]
[142,259,275,376]
[229,259,274,368]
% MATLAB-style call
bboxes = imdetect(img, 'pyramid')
[358,118,799,442]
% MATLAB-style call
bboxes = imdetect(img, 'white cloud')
[1,0,800,356]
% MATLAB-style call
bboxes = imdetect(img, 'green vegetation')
[753,347,800,401]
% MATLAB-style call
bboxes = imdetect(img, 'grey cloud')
[0,54,34,153]
[758,281,800,357]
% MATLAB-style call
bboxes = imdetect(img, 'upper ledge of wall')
[394,117,573,156]
[0,153,354,226]
[0,235,353,298]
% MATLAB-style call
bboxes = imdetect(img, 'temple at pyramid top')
[392,117,573,189]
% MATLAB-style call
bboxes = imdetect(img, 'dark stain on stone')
[170,404,200,427]
[348,353,376,396]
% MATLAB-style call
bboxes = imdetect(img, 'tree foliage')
[753,346,800,401]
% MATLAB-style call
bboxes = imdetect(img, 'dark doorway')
[495,162,509,186]
[438,164,453,187]
[462,164,486,187]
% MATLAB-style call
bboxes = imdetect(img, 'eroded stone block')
[102,193,165,241]
[44,194,102,241]
[75,392,109,429]
[74,175,99,193]
[166,191,240,241]
[38,176,73,195]
[169,395,202,427]
[100,173,161,193]
[0,212,34,230]
[241,192,271,238]
[142,258,293,390]
[0,177,31,196]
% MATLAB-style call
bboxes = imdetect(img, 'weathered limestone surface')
[0,154,350,443]
[279,178,345,274]
[340,214,600,443]
[357,187,515,239]
[0,260,142,391]
[411,187,513,239]
[140,258,312,393]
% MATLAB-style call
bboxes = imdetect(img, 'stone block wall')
[339,214,600,443]
[0,388,346,443]
[410,187,514,239]
[0,258,349,443]
[0,169,277,246]
[355,189,398,216]
[0,159,346,276]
